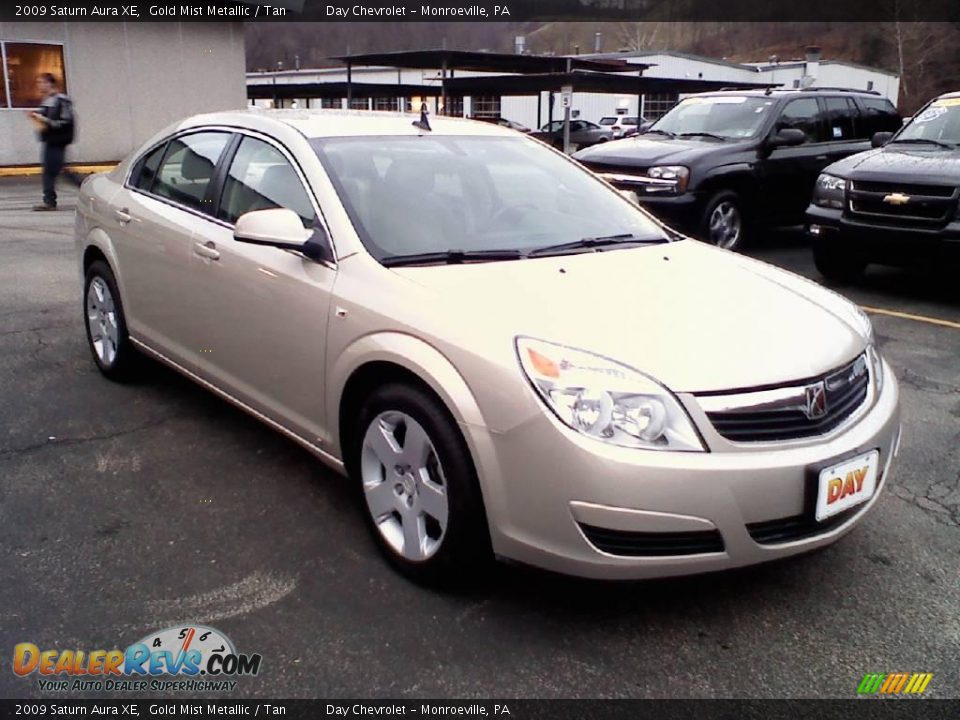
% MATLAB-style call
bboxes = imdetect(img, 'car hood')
[392,240,867,393]
[826,145,960,183]
[573,135,734,167]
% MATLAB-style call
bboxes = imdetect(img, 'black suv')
[807,91,960,282]
[573,88,901,250]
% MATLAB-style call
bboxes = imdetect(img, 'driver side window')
[775,98,825,143]
[218,136,316,228]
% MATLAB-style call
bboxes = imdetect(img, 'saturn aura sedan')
[75,109,901,583]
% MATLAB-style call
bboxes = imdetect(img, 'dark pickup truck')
[807,91,960,282]
[574,88,901,251]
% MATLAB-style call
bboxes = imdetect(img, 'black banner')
[2,0,960,22]
[0,700,959,720]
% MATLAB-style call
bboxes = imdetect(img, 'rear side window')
[776,98,825,143]
[218,136,316,228]
[152,132,231,214]
[599,117,617,126]
[823,97,859,140]
[131,143,166,192]
[860,97,901,135]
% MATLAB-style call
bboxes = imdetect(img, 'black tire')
[699,190,748,251]
[813,241,867,284]
[350,382,492,585]
[83,260,138,380]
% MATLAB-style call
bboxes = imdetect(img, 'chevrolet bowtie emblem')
[883,193,911,206]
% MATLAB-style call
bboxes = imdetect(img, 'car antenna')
[412,102,432,132]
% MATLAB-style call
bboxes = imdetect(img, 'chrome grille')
[847,180,958,227]
[701,354,870,443]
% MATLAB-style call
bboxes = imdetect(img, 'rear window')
[599,117,617,125]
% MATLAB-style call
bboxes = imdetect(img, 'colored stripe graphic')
[858,672,932,695]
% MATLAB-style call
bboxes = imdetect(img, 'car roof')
[689,89,879,99]
[176,108,517,139]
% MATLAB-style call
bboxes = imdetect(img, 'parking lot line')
[861,305,960,330]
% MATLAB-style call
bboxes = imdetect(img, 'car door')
[191,133,336,443]
[759,97,831,222]
[110,130,233,368]
[821,96,872,165]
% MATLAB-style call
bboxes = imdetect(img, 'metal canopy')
[330,49,634,74]
[444,71,775,96]
[248,81,442,100]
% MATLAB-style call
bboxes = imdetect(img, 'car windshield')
[311,135,668,262]
[896,99,960,146]
[651,96,776,139]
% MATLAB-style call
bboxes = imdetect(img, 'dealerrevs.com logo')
[13,625,262,692]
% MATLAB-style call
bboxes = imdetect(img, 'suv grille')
[578,523,725,556]
[703,355,870,443]
[848,180,958,227]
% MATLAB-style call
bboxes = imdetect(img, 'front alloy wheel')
[706,198,743,250]
[361,411,449,562]
[352,382,491,584]
[83,260,136,379]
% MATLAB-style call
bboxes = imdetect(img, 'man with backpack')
[27,73,80,211]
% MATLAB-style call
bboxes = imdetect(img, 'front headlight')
[813,173,847,208]
[516,337,705,451]
[647,165,690,193]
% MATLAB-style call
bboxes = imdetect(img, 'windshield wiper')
[381,249,525,267]
[643,129,676,138]
[888,137,956,150]
[678,132,727,141]
[527,234,667,258]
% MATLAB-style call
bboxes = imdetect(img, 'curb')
[0,163,117,178]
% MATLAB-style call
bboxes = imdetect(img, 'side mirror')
[234,208,333,264]
[871,131,894,148]
[769,128,807,147]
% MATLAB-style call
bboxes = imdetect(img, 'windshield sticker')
[915,106,948,123]
[832,126,844,138]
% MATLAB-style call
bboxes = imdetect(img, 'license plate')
[815,450,880,522]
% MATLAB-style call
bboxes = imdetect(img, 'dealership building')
[0,22,246,166]
[248,47,900,130]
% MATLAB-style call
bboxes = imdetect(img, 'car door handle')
[815,155,829,161]
[194,241,220,261]
[114,208,133,224]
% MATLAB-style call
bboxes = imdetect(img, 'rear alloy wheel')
[702,192,746,251]
[813,242,867,284]
[353,383,491,584]
[83,260,137,380]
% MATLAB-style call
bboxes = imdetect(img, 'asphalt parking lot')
[1,176,957,700]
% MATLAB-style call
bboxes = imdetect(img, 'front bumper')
[807,205,960,263]
[467,363,900,580]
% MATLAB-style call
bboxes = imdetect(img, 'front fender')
[326,331,488,457]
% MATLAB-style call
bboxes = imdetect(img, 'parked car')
[535,119,613,149]
[599,115,647,139]
[471,116,531,133]
[76,110,900,584]
[807,91,960,282]
[574,88,902,250]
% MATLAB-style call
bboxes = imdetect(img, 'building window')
[443,95,464,117]
[373,96,398,112]
[320,97,341,109]
[642,92,678,120]
[471,95,501,119]
[2,42,67,108]
[349,97,369,110]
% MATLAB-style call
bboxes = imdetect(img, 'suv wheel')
[813,242,867,284]
[83,260,137,380]
[701,191,746,251]
[352,382,491,584]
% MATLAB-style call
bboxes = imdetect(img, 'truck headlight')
[813,173,847,209]
[516,338,705,451]
[647,166,690,193]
